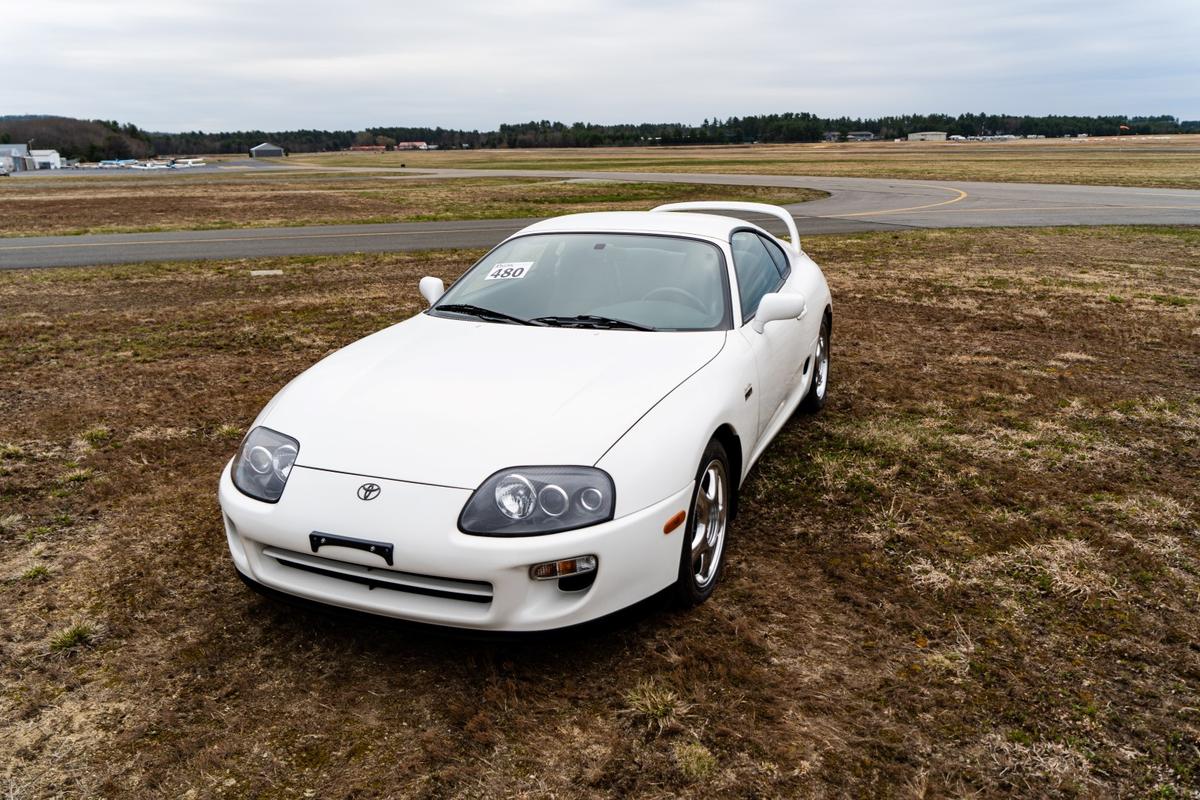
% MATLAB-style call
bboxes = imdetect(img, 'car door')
[766,234,828,381]
[731,231,808,440]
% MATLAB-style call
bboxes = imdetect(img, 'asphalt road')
[3,168,1198,269]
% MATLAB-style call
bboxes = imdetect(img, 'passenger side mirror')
[419,276,445,307]
[752,292,807,334]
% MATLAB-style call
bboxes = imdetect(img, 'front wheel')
[799,316,830,413]
[673,439,731,607]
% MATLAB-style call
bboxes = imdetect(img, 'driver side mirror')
[752,292,807,334]
[419,276,445,307]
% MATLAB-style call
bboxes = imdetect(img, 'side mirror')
[752,292,807,334]
[419,276,445,307]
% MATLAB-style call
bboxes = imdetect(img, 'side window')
[731,231,784,322]
[759,235,791,280]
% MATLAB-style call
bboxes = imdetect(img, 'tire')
[673,439,732,607]
[799,315,830,414]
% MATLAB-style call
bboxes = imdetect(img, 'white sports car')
[219,202,832,631]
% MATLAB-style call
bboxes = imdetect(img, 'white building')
[31,149,62,169]
[907,131,948,142]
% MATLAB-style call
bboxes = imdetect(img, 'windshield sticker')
[485,261,535,280]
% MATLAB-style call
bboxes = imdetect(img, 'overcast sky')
[4,0,1198,132]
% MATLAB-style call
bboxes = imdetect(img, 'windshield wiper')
[532,314,653,331]
[433,303,543,326]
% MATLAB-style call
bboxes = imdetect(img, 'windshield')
[431,233,730,331]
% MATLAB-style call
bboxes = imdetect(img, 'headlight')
[459,466,615,536]
[232,426,300,503]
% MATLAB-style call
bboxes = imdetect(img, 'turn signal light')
[663,510,686,534]
[530,555,598,581]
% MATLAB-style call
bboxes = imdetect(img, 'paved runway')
[3,167,1198,269]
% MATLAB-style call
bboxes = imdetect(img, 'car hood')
[259,313,726,489]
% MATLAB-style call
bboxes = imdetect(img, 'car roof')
[513,211,763,242]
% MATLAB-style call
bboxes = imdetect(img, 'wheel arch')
[711,423,742,520]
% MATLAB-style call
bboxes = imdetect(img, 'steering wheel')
[642,286,708,313]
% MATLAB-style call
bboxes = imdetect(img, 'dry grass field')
[1,226,1198,797]
[292,135,1200,189]
[0,175,823,238]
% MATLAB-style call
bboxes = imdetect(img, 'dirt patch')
[1,226,1198,797]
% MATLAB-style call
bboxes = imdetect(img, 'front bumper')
[218,462,691,631]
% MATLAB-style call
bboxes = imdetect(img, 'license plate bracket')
[309,531,394,566]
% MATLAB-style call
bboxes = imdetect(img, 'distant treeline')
[3,113,1198,159]
[145,114,1200,154]
[0,116,153,160]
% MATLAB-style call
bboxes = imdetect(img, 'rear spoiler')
[650,201,802,255]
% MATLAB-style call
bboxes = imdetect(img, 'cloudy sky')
[4,0,1198,132]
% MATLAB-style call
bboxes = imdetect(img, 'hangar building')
[31,149,62,169]
[250,142,285,158]
[0,143,36,171]
[907,131,948,142]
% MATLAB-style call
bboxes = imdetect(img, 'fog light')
[529,555,598,581]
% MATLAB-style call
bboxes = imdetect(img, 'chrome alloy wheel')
[690,458,728,589]
[814,328,829,400]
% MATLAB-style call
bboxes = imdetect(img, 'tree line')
[3,113,1197,159]
[0,116,153,160]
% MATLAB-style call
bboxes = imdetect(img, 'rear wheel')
[799,316,830,413]
[673,439,731,607]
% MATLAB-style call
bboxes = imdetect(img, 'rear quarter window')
[731,231,785,323]
[760,235,792,280]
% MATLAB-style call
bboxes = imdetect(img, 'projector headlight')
[232,426,300,503]
[459,466,615,536]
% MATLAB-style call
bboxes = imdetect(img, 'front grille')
[262,546,493,604]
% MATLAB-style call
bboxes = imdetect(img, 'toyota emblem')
[357,482,381,501]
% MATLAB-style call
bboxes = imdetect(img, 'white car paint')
[257,316,727,493]
[219,203,832,631]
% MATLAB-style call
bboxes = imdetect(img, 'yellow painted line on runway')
[0,224,525,252]
[900,204,1200,215]
[825,185,969,217]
